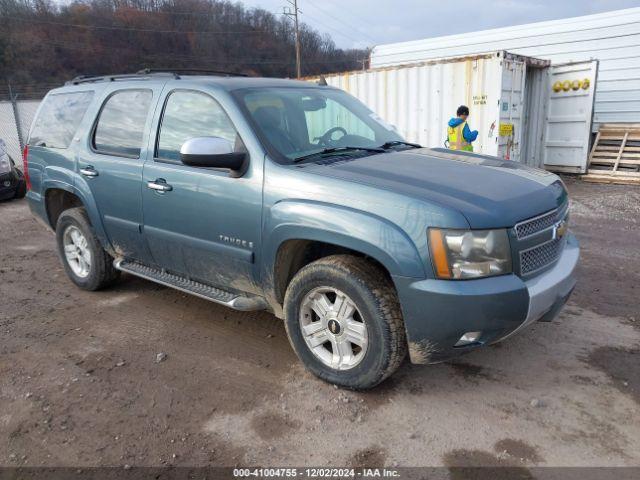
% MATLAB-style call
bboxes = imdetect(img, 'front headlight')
[428,228,512,279]
[0,155,11,174]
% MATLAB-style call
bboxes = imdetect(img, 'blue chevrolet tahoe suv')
[24,71,579,389]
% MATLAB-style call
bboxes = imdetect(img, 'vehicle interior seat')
[252,106,298,155]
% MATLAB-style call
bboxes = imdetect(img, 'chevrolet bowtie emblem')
[553,220,567,240]
[328,319,341,335]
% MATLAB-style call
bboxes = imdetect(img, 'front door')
[78,87,160,263]
[141,89,262,295]
[542,60,598,174]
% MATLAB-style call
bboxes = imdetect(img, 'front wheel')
[283,255,407,389]
[55,207,120,291]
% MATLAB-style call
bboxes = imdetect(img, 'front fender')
[262,200,425,301]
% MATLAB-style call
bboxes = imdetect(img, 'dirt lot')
[0,177,639,469]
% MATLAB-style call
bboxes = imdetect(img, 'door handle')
[147,179,173,192]
[80,166,99,177]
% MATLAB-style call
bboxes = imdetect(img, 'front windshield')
[235,87,405,163]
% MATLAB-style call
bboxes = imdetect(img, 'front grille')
[515,204,568,240]
[520,237,563,275]
[515,210,556,239]
[514,202,569,277]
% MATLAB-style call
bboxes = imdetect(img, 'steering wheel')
[315,127,347,146]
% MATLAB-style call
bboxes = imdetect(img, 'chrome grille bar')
[514,203,568,240]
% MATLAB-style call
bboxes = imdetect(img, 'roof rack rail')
[136,68,249,77]
[66,68,249,86]
[66,72,178,85]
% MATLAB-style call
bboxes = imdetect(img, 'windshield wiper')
[379,140,421,150]
[292,146,385,164]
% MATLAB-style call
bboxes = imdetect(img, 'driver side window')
[304,98,375,143]
[156,90,240,162]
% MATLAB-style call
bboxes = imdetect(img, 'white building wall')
[370,8,640,128]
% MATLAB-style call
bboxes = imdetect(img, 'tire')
[284,255,407,389]
[13,177,26,199]
[55,207,120,291]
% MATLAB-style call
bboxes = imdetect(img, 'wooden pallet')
[582,124,640,185]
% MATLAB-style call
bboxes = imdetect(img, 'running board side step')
[114,259,268,311]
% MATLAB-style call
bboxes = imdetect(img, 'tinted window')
[157,90,240,161]
[29,91,94,149]
[93,90,152,157]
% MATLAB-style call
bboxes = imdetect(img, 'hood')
[304,148,566,229]
[448,117,465,127]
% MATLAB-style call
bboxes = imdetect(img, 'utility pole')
[283,0,302,78]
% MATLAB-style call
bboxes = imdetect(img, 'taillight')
[22,145,31,190]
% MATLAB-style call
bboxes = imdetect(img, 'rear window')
[93,89,153,158]
[29,91,94,149]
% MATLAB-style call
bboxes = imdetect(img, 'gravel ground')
[0,177,638,469]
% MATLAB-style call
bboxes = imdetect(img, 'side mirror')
[180,137,246,171]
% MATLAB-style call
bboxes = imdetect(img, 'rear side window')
[29,91,94,149]
[93,90,153,158]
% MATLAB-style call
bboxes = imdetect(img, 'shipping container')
[309,51,598,173]
[370,7,640,131]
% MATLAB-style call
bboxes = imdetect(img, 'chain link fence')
[0,89,43,169]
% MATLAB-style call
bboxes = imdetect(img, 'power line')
[6,11,366,54]
[62,7,286,17]
[6,15,272,35]
[278,2,364,49]
[297,10,364,46]
[321,0,379,43]
[18,39,361,67]
[293,2,372,47]
[304,0,377,44]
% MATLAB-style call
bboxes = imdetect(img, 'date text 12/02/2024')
[233,468,400,478]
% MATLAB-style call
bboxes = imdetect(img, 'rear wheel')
[55,207,120,291]
[284,255,406,389]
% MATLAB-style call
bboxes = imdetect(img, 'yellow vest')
[447,121,473,151]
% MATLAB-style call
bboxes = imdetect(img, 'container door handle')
[80,165,99,177]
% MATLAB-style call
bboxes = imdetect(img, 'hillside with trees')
[0,0,368,97]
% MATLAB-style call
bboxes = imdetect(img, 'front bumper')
[394,233,579,364]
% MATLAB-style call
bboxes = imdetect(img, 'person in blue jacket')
[447,105,478,151]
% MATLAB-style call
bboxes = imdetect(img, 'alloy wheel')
[63,226,92,278]
[299,286,368,370]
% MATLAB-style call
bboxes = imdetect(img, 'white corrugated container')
[370,7,640,130]
[313,52,533,161]
[309,51,598,172]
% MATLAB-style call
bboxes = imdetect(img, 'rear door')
[78,87,161,262]
[541,60,598,173]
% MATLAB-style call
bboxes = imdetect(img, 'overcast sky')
[242,0,640,49]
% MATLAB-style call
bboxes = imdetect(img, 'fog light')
[455,331,482,347]
[3,181,10,187]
